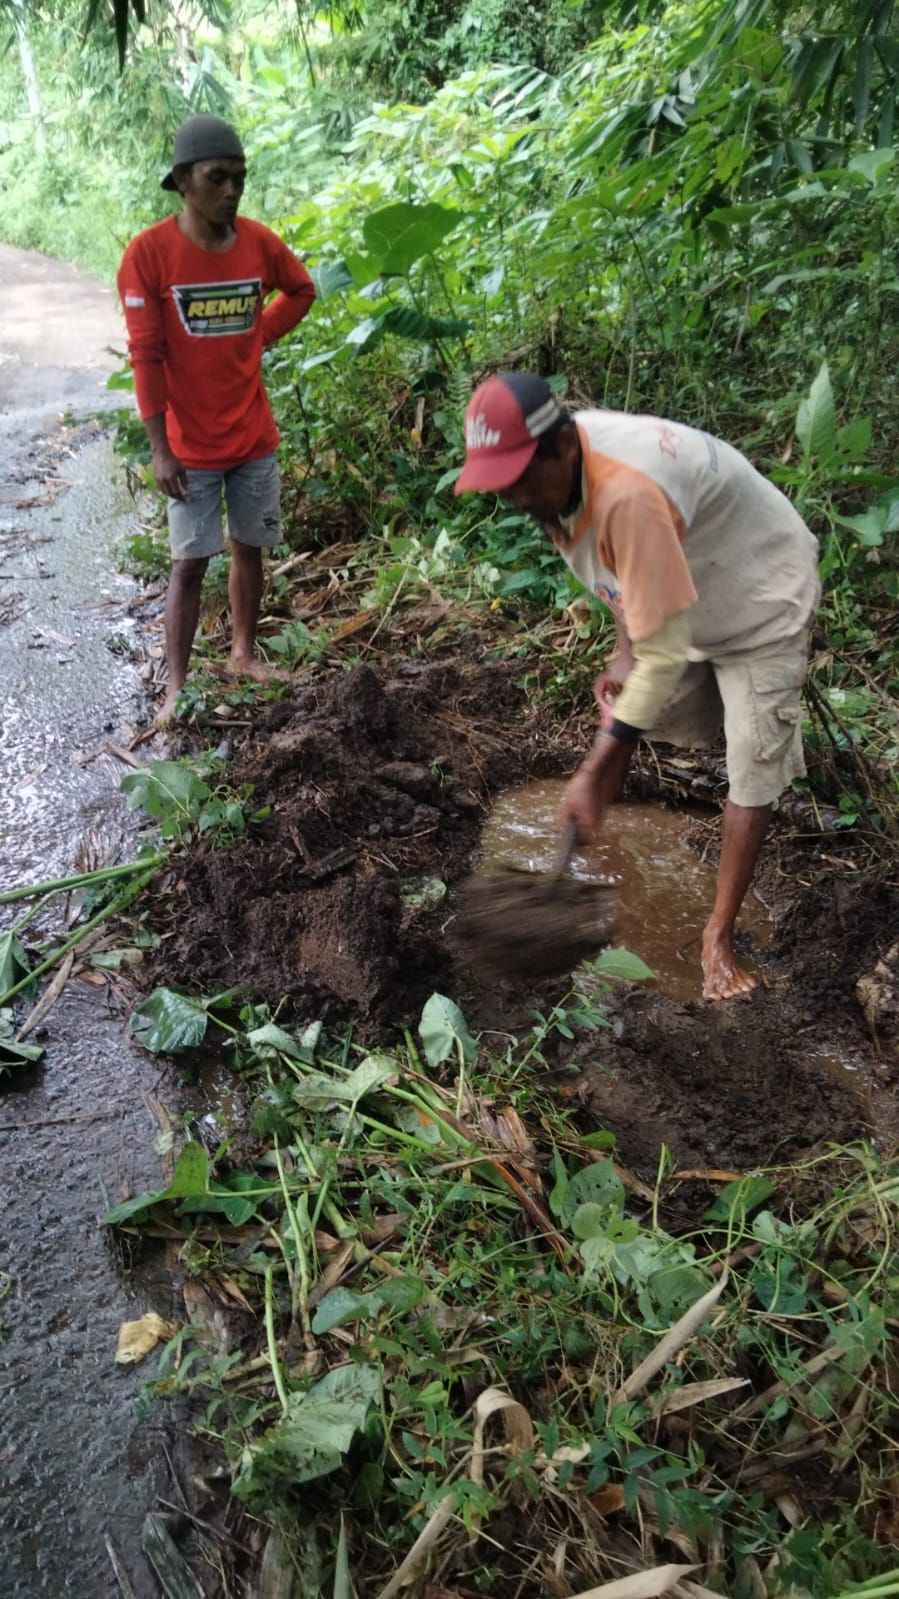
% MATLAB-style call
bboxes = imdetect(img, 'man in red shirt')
[117,115,316,724]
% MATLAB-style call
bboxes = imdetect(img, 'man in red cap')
[456,372,820,1002]
[118,115,316,725]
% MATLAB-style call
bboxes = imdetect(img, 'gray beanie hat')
[161,114,245,191]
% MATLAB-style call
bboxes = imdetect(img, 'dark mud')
[149,661,898,1178]
[149,658,584,1018]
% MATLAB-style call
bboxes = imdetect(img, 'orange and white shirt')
[555,410,819,730]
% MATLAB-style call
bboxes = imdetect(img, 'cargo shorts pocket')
[748,658,804,763]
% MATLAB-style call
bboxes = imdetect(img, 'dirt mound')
[151,659,582,1018]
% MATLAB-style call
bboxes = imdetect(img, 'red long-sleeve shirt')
[117,215,315,469]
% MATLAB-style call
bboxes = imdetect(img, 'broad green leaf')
[122,760,209,819]
[847,147,894,186]
[560,1159,625,1228]
[0,932,30,995]
[837,509,887,548]
[362,201,460,275]
[835,416,872,464]
[293,1054,395,1111]
[592,947,655,982]
[796,361,835,464]
[418,992,478,1068]
[0,1042,42,1067]
[103,1141,210,1225]
[130,988,210,1053]
[247,1022,310,1063]
[312,260,354,297]
[167,1141,211,1196]
[571,1201,611,1240]
[312,1287,376,1334]
[233,1363,381,1503]
[705,1173,775,1221]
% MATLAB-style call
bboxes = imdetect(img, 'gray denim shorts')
[167,453,281,559]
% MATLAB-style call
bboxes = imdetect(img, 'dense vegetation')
[2,3,898,1594]
[2,0,896,818]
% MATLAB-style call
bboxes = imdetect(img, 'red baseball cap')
[454,372,564,494]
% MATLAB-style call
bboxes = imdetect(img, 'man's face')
[501,424,581,527]
[179,157,246,226]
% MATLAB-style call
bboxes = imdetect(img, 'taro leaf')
[130,988,210,1053]
[362,200,460,276]
[559,1159,625,1228]
[121,759,209,822]
[103,1141,210,1226]
[0,932,30,995]
[233,1362,381,1505]
[796,360,835,464]
[292,1054,395,1111]
[247,1022,311,1064]
[418,992,478,1069]
[592,947,655,982]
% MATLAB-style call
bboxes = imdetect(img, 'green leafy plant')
[121,759,270,845]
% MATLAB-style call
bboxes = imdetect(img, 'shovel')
[456,819,616,982]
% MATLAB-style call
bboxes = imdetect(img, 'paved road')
[0,243,185,1599]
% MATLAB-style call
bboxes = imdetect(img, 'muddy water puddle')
[484,781,772,1002]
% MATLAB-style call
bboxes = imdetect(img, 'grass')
[105,978,899,1598]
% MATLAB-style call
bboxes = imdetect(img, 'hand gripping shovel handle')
[550,819,579,884]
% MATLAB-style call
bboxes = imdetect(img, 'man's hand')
[594,648,634,729]
[560,763,605,842]
[152,446,188,501]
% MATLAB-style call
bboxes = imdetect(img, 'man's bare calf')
[701,800,772,1001]
[156,554,208,726]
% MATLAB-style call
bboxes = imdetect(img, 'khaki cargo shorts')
[654,632,811,808]
[168,453,281,560]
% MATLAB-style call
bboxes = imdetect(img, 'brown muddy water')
[484,781,772,1002]
[0,245,187,1599]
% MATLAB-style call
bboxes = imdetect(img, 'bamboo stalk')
[0,853,166,908]
[0,866,158,1008]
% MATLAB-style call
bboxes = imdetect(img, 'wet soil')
[149,669,898,1176]
[149,658,585,1019]
[0,244,189,1599]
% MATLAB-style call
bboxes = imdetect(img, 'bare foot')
[153,687,183,730]
[701,926,757,1002]
[224,654,291,684]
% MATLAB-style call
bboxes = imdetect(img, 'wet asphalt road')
[0,243,184,1598]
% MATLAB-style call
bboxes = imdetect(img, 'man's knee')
[229,537,263,565]
[170,556,208,589]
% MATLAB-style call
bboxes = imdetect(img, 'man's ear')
[173,164,190,196]
[560,419,580,466]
